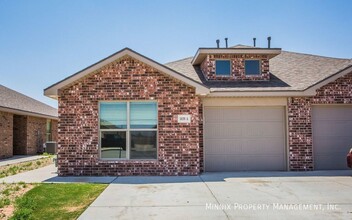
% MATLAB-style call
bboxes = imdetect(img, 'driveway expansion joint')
[199,175,230,220]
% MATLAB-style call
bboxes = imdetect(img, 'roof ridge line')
[281,50,350,60]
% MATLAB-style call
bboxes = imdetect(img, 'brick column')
[287,97,313,171]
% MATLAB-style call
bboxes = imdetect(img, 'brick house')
[0,85,58,159]
[44,43,352,176]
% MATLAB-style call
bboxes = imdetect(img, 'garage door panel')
[204,106,286,171]
[313,105,352,170]
[315,155,347,170]
[313,106,352,120]
[205,108,243,122]
[243,107,284,121]
[205,123,242,138]
[314,137,352,154]
[313,121,352,137]
[205,139,242,154]
[205,155,242,172]
[243,156,285,171]
[244,122,284,137]
[205,155,285,171]
[243,138,285,154]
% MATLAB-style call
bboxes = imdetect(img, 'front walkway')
[0,155,46,167]
[0,164,116,184]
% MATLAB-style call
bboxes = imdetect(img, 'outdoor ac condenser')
[45,142,57,154]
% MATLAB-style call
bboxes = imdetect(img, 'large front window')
[99,101,157,160]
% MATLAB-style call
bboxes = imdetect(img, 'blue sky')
[0,0,351,108]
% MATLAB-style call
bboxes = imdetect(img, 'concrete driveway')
[79,170,352,220]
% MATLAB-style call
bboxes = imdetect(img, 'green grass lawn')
[10,183,107,220]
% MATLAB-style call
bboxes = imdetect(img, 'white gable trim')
[44,48,209,99]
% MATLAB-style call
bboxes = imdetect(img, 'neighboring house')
[0,84,58,159]
[44,42,352,176]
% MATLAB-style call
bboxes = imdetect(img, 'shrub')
[0,198,11,208]
[10,196,37,220]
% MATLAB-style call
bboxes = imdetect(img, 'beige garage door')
[204,106,286,171]
[312,105,352,170]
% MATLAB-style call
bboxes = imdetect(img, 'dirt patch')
[0,183,35,219]
[63,204,86,213]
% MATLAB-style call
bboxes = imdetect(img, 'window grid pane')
[101,131,127,159]
[215,60,231,76]
[130,131,157,159]
[100,103,127,129]
[130,102,157,129]
[245,60,260,75]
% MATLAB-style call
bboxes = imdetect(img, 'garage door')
[312,105,352,170]
[204,106,286,171]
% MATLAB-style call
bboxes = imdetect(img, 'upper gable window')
[245,60,261,75]
[215,60,231,76]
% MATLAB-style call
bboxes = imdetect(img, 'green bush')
[10,208,33,220]
[0,198,11,208]
[10,196,37,220]
[2,188,11,196]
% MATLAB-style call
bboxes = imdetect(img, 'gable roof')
[165,45,352,96]
[0,84,57,119]
[44,48,209,98]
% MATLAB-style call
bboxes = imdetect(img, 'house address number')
[178,115,191,123]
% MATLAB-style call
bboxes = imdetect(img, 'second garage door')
[312,105,352,170]
[204,106,286,171]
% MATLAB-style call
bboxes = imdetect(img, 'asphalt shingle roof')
[165,45,352,91]
[0,84,58,118]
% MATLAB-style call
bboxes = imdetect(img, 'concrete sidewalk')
[0,164,116,184]
[0,164,58,183]
[0,155,46,167]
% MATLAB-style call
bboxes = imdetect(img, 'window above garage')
[245,60,261,75]
[215,60,231,76]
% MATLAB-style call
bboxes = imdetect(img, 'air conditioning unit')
[45,142,57,154]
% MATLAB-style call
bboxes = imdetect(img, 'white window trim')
[244,59,261,76]
[98,100,158,161]
[215,59,232,77]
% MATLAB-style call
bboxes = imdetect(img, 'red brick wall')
[200,54,270,81]
[288,71,352,171]
[26,116,47,154]
[0,111,13,159]
[51,120,58,142]
[58,55,201,176]
[13,115,27,155]
[199,102,204,172]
